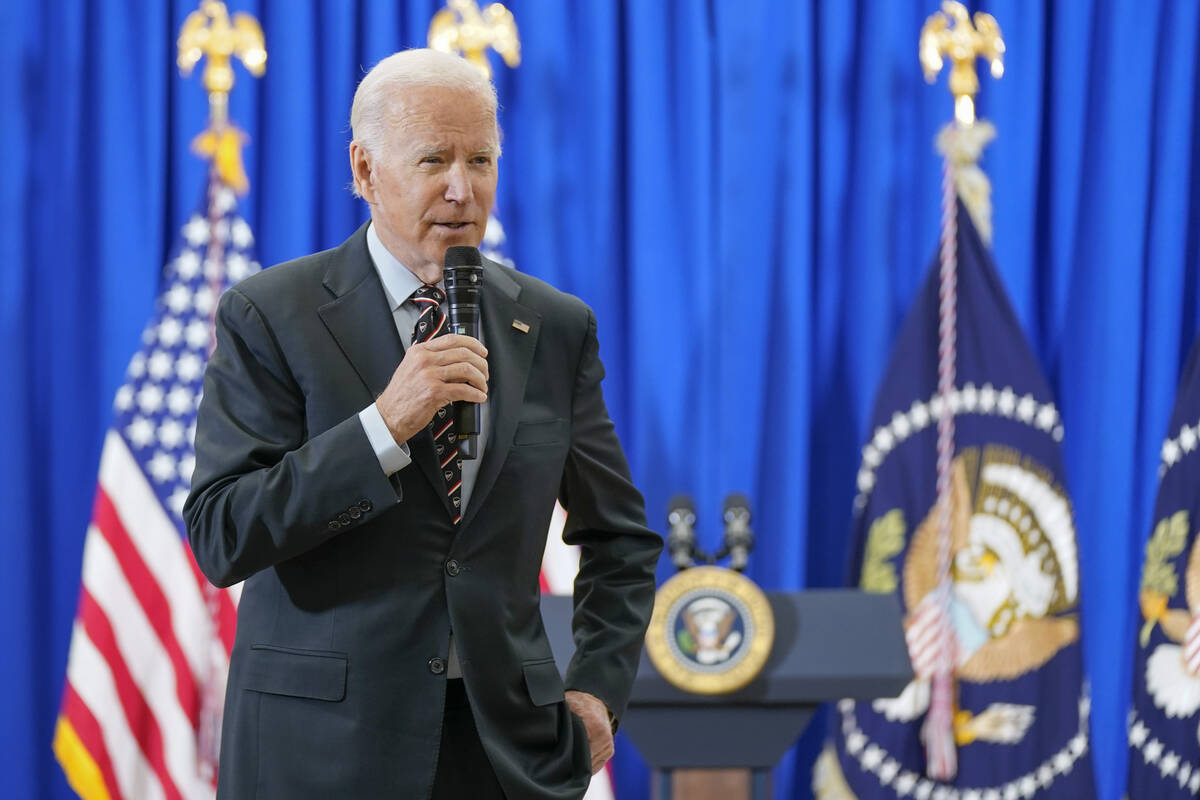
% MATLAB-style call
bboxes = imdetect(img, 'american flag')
[54,176,253,800]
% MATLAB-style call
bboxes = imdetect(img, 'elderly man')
[184,49,661,800]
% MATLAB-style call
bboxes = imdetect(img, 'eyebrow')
[412,144,499,160]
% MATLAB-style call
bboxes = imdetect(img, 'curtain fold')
[3,2,1197,798]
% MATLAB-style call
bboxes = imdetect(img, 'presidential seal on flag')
[816,200,1093,799]
[645,566,774,695]
[1127,337,1200,798]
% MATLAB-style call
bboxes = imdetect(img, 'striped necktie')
[411,285,463,524]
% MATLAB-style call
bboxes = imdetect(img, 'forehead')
[390,85,497,150]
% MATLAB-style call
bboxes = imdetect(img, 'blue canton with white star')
[112,183,261,535]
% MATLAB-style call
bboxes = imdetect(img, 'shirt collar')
[366,222,439,310]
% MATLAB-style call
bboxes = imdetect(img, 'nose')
[444,161,473,204]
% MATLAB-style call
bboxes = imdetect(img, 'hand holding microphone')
[374,246,487,447]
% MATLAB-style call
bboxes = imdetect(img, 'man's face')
[357,85,498,278]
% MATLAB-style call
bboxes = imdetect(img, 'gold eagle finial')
[177,0,266,193]
[427,0,520,79]
[920,0,1005,128]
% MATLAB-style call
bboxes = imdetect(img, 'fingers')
[374,336,490,442]
[434,358,489,395]
[440,377,487,404]
[409,337,489,389]
[423,333,488,359]
[400,340,489,400]
[589,729,614,774]
[563,691,615,775]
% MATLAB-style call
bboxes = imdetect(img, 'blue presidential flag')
[815,200,1094,799]
[1127,335,1200,798]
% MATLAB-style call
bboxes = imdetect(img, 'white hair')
[349,49,498,196]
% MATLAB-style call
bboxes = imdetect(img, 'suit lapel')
[459,261,541,531]
[316,224,449,512]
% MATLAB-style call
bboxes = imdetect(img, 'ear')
[349,141,376,203]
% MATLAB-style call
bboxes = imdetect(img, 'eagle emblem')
[677,596,743,665]
[1139,510,1200,720]
[872,445,1079,746]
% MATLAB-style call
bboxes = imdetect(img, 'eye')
[419,155,444,165]
[471,154,493,166]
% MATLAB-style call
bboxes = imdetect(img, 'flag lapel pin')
[511,319,530,334]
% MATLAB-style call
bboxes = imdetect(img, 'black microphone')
[721,493,754,573]
[443,246,483,460]
[666,495,698,571]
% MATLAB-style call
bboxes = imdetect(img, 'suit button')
[328,520,341,531]
[428,657,446,675]
[359,499,373,513]
[338,512,351,525]
[445,559,460,577]
[349,506,362,520]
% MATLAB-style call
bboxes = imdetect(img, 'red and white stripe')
[58,432,236,800]
[905,594,945,680]
[429,311,447,339]
[1184,615,1200,676]
[541,502,618,800]
[923,155,960,780]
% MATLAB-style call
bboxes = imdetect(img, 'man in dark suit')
[184,48,661,800]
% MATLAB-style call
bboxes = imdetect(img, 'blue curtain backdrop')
[2,1,1198,799]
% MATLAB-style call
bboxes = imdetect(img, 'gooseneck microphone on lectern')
[443,246,483,459]
[720,493,754,573]
[666,495,698,570]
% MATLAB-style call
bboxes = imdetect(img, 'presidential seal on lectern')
[646,565,774,695]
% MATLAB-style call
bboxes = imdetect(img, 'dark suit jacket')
[184,224,662,800]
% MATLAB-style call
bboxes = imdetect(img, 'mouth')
[434,222,472,231]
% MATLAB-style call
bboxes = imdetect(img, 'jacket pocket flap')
[513,418,567,447]
[244,645,347,702]
[523,659,565,707]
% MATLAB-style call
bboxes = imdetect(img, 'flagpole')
[177,0,267,781]
[918,0,1006,781]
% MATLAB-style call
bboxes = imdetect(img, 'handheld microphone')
[721,493,754,573]
[443,246,483,459]
[666,495,698,571]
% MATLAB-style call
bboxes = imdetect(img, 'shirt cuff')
[358,404,411,476]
